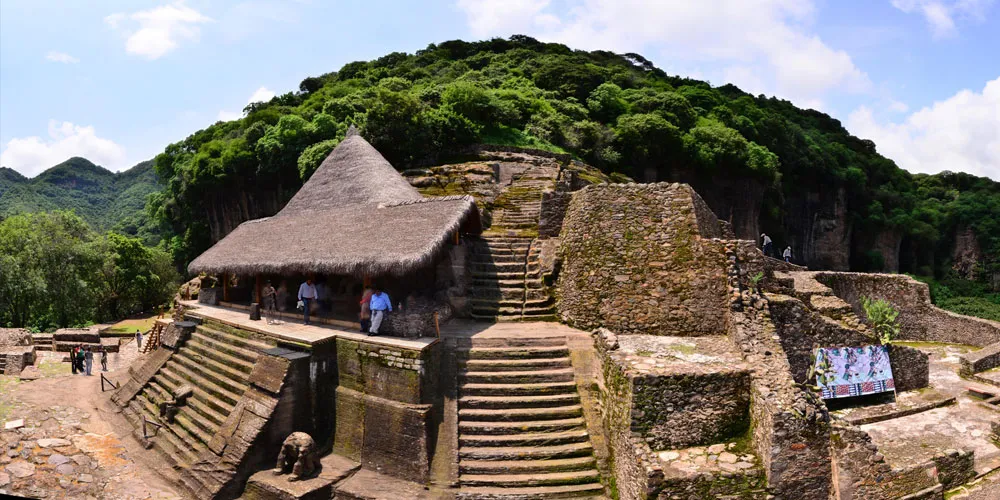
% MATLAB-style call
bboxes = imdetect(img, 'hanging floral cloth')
[813,345,895,399]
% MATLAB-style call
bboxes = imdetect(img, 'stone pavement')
[860,342,1000,475]
[0,340,182,499]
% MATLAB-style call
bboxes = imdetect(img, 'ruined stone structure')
[101,143,1000,500]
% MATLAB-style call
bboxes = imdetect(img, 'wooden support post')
[363,274,372,288]
[255,275,262,304]
[223,274,230,302]
[453,231,460,245]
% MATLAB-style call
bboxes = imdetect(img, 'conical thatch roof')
[188,130,481,277]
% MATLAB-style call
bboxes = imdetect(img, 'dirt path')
[0,343,183,499]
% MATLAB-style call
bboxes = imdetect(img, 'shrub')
[860,295,900,344]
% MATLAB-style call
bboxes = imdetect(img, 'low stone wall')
[199,286,221,305]
[889,345,930,392]
[382,298,451,338]
[558,183,729,336]
[331,337,440,483]
[0,346,35,375]
[816,272,1000,347]
[959,342,1000,376]
[830,422,939,500]
[539,189,571,238]
[767,294,876,384]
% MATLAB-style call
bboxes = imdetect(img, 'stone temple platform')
[179,300,437,351]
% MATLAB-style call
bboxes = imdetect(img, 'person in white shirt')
[298,279,318,325]
[783,246,792,263]
[761,233,773,257]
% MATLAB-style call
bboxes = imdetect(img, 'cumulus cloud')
[105,2,212,59]
[0,121,126,177]
[846,77,1000,179]
[45,51,79,64]
[891,0,995,38]
[455,0,869,109]
[216,87,276,121]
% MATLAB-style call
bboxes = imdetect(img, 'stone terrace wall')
[558,183,729,336]
[725,244,832,499]
[539,189,571,238]
[816,272,1000,347]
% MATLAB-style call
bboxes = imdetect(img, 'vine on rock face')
[860,295,900,345]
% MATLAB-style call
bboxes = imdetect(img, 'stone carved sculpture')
[273,432,319,481]
[158,384,194,424]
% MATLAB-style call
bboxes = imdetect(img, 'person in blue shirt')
[298,279,318,325]
[368,287,392,335]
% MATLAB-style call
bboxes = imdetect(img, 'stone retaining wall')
[830,423,939,500]
[889,345,930,392]
[539,189,571,238]
[558,183,728,336]
[816,272,1000,347]
[959,342,1000,376]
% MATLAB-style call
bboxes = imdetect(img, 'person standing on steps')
[100,347,108,372]
[368,287,392,336]
[761,233,773,257]
[135,328,143,350]
[783,246,792,263]
[359,286,373,333]
[298,278,318,325]
[262,280,278,325]
[84,346,93,376]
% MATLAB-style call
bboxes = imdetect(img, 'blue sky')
[1,0,997,179]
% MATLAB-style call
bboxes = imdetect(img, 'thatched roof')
[188,129,481,277]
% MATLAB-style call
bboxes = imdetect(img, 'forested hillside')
[0,158,162,244]
[148,35,998,281]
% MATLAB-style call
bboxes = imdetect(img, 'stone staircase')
[489,165,558,232]
[469,236,556,322]
[30,333,53,350]
[121,319,275,492]
[455,337,605,499]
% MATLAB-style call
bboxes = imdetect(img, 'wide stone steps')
[465,346,569,360]
[453,381,578,397]
[148,378,228,429]
[460,417,587,435]
[189,330,260,365]
[158,365,238,415]
[132,396,205,465]
[161,359,243,408]
[457,483,604,499]
[461,470,600,488]
[176,343,253,383]
[195,324,273,353]
[459,441,593,460]
[171,350,251,397]
[461,357,571,372]
[459,404,583,422]
[460,456,597,474]
[459,368,575,384]
[459,393,580,410]
[460,430,591,448]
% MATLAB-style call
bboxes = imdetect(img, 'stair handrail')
[100,373,119,392]
[142,415,164,438]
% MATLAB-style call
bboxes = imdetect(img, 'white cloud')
[216,87,276,121]
[891,0,995,38]
[456,0,870,110]
[105,2,212,59]
[846,77,1000,179]
[45,51,79,64]
[888,99,910,112]
[0,121,126,177]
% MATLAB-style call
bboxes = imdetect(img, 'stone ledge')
[833,388,955,426]
[243,453,360,500]
[960,341,1000,376]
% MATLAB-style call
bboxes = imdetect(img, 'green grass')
[0,377,21,422]
[480,125,569,155]
[910,274,1000,322]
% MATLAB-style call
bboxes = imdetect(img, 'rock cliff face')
[952,226,982,280]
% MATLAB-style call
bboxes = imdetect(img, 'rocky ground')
[0,340,182,499]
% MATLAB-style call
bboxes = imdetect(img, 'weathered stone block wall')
[724,244,832,499]
[817,272,1000,347]
[539,189,571,238]
[330,337,438,483]
[932,449,975,490]
[632,371,750,449]
[595,330,655,500]
[734,241,807,284]
[558,183,729,336]
[200,287,221,305]
[960,342,1000,376]
[888,345,929,392]
[767,294,877,384]
[437,243,471,317]
[830,423,938,500]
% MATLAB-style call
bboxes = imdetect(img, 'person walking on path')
[70,346,78,374]
[262,280,278,324]
[298,278,318,325]
[84,347,93,376]
[359,286,373,333]
[368,287,392,336]
[761,233,773,257]
[136,329,143,350]
[75,346,85,374]
[783,246,792,263]
[100,347,108,372]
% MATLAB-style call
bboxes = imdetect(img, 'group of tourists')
[760,233,793,263]
[257,278,394,336]
[70,345,107,376]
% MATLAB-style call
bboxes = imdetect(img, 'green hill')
[0,157,162,244]
[150,35,999,280]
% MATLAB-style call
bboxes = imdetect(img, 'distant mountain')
[0,157,163,244]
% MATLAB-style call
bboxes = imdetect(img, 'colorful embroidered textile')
[813,345,894,399]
